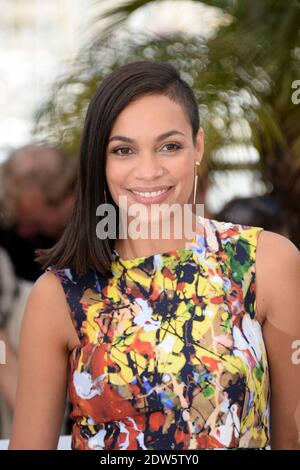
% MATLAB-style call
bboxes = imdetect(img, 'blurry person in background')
[0,247,32,439]
[0,144,77,440]
[214,194,290,238]
[0,248,19,411]
[0,144,77,282]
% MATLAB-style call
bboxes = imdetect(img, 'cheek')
[171,160,195,202]
[105,161,129,198]
[106,160,121,184]
[170,158,194,186]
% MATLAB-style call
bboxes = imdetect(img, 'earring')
[193,161,200,205]
[104,181,108,204]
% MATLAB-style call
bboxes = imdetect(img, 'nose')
[133,152,164,180]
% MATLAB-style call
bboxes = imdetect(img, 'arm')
[0,328,18,411]
[8,271,79,449]
[256,230,300,450]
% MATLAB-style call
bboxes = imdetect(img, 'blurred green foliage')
[33,0,300,246]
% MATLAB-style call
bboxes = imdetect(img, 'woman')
[9,61,300,450]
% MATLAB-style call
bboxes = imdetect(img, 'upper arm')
[9,271,77,450]
[256,230,300,449]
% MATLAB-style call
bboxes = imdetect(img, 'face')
[105,93,204,225]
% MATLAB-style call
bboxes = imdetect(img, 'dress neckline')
[111,215,206,268]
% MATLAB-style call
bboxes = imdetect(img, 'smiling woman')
[105,92,204,257]
[34,60,203,277]
[106,125,190,208]
[8,61,300,450]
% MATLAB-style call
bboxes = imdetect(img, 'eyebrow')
[108,130,185,144]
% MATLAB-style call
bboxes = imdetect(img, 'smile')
[126,186,174,204]
[131,188,171,197]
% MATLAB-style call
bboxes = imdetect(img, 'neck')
[114,211,201,259]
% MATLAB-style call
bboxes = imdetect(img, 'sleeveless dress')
[47,216,271,450]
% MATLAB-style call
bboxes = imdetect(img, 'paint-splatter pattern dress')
[47,216,270,450]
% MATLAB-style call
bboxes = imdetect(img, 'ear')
[194,127,205,165]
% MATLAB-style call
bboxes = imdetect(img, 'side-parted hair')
[35,60,200,277]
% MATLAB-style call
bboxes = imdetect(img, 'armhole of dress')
[251,227,265,325]
[45,266,82,340]
[240,226,265,324]
[206,220,265,323]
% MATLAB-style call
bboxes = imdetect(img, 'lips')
[130,187,172,197]
[126,186,174,204]
[128,185,172,193]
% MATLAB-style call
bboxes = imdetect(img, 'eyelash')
[110,142,183,156]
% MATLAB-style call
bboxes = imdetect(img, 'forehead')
[109,94,190,135]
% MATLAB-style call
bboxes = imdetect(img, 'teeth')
[132,188,170,197]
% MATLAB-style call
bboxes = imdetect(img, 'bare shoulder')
[23,270,80,352]
[9,270,80,449]
[256,230,300,270]
[255,230,300,324]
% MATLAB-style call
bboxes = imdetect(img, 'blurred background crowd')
[0,0,299,440]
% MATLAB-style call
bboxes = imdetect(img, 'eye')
[111,146,133,156]
[161,142,183,152]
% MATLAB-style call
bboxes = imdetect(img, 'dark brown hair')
[35,60,200,277]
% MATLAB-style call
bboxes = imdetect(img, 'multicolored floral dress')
[47,216,270,450]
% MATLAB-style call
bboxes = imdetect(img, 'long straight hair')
[35,60,200,277]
